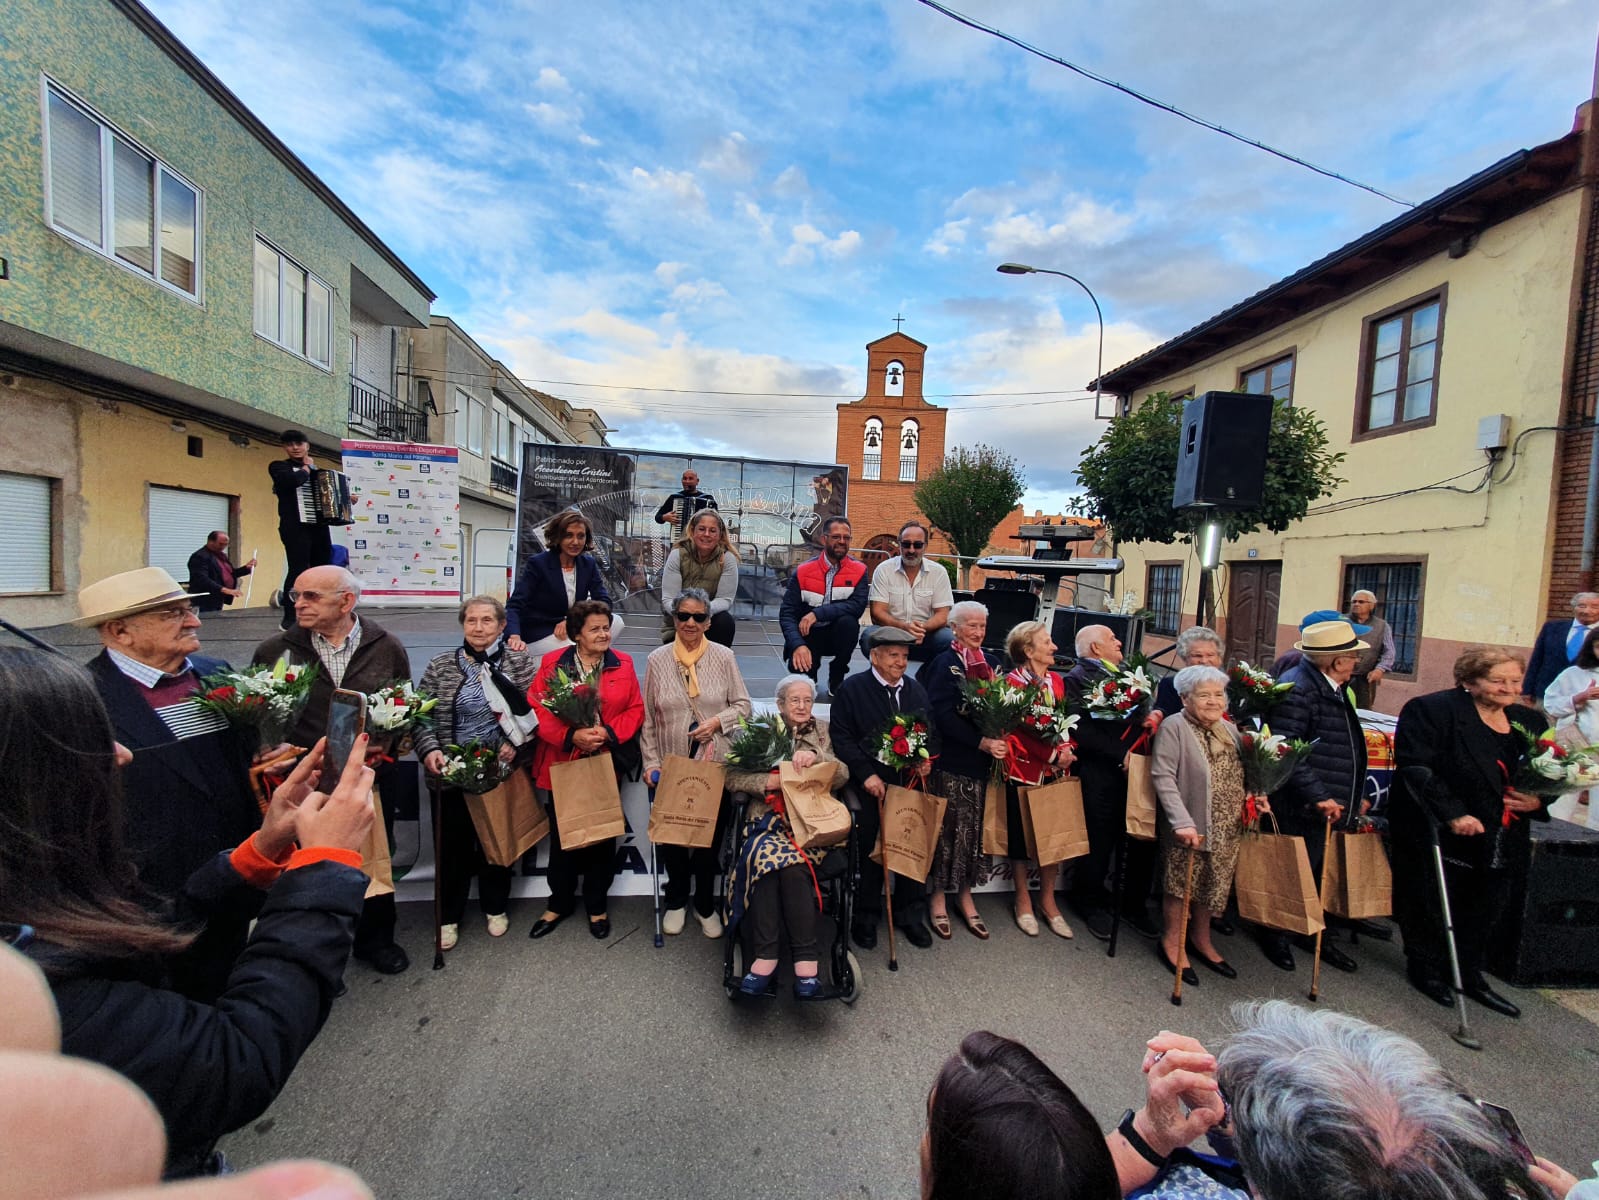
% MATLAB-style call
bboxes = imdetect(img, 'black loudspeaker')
[1171,390,1274,510]
[1490,819,1599,987]
[1050,607,1145,666]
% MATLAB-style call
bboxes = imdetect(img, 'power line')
[913,0,1415,209]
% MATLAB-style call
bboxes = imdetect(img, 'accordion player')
[296,468,354,526]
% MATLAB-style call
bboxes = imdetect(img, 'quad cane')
[649,781,664,948]
[431,781,446,971]
[1171,843,1199,1006]
[1308,813,1334,1002]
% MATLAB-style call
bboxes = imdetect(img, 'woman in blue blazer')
[506,510,623,655]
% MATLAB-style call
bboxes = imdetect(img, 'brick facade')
[835,333,950,568]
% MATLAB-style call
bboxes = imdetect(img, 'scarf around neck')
[461,639,533,715]
[956,642,993,680]
[673,635,710,698]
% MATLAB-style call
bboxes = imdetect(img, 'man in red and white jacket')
[779,516,869,699]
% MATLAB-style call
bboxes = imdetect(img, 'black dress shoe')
[1211,915,1236,937]
[588,916,611,940]
[1189,944,1238,979]
[1122,909,1161,939]
[356,943,409,975]
[528,915,565,939]
[898,920,934,949]
[851,919,878,950]
[1464,979,1521,1018]
[1156,943,1199,986]
[1261,938,1296,972]
[1350,918,1394,941]
[1081,908,1114,942]
[1318,943,1358,973]
[1408,972,1456,1008]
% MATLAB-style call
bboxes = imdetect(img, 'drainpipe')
[1582,416,1599,588]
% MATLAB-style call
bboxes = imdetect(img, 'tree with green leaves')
[914,444,1027,587]
[1070,392,1345,545]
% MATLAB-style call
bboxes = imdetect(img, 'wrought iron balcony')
[348,377,428,443]
[490,456,519,493]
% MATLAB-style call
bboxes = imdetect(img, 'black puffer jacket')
[27,853,366,1178]
[1270,663,1368,831]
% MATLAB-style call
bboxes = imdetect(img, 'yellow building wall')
[1116,189,1582,710]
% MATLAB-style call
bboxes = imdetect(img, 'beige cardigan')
[1149,712,1241,838]
[640,641,752,775]
[725,718,850,807]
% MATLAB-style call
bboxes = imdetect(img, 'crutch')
[649,782,664,948]
[1308,813,1334,1002]
[880,790,899,972]
[431,781,446,971]
[1171,842,1199,1006]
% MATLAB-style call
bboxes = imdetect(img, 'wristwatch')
[1117,1108,1167,1168]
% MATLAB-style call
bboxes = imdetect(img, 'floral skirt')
[929,770,986,892]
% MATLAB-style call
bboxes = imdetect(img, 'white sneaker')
[697,910,724,939]
[439,923,459,951]
[662,907,687,936]
[486,914,509,938]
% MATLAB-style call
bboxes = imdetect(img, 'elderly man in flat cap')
[827,625,943,951]
[78,567,263,915]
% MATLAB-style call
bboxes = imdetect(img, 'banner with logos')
[341,440,462,606]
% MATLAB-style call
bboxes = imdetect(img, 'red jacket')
[1005,667,1069,786]
[528,647,645,790]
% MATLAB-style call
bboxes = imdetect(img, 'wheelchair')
[717,790,862,1005]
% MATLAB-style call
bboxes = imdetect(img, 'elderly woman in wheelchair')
[723,672,850,1000]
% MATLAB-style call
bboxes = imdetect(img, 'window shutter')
[0,474,54,593]
[47,92,102,243]
[147,486,230,583]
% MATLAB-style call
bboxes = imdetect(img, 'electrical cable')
[912,0,1415,208]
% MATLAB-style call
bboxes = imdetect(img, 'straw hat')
[1293,619,1369,655]
[75,567,193,626]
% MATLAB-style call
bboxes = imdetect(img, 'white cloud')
[924,217,969,256]
[669,280,730,306]
[698,132,758,182]
[654,261,687,286]
[780,223,863,266]
[535,67,571,92]
[772,164,809,197]
[627,166,707,211]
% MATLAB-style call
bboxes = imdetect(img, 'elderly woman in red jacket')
[526,600,644,942]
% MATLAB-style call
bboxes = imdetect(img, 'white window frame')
[467,397,486,456]
[252,235,333,369]
[453,388,473,451]
[40,78,202,302]
[0,472,58,595]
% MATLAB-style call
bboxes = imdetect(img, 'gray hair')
[1173,664,1228,697]
[1074,624,1112,657]
[1174,626,1224,663]
[949,599,988,627]
[458,593,506,624]
[1573,592,1599,609]
[774,673,817,704]
[1350,588,1377,603]
[672,587,712,611]
[1219,1001,1536,1200]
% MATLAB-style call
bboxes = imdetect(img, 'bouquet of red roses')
[539,663,602,728]
[1509,723,1599,796]
[437,740,510,794]
[1080,655,1155,722]
[1236,725,1316,801]
[1227,661,1295,721]
[877,713,933,774]
[1017,682,1079,747]
[195,656,318,746]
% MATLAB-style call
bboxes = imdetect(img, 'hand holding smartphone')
[323,689,368,782]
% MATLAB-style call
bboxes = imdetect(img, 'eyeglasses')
[899,540,925,549]
[288,589,350,603]
[673,610,709,623]
[139,604,196,623]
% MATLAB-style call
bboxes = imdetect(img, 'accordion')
[296,469,354,526]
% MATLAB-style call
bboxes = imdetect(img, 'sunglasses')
[140,604,197,623]
[899,540,925,549]
[673,610,710,623]
[288,589,349,603]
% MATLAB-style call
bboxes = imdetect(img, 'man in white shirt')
[859,521,954,664]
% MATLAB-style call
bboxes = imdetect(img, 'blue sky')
[148,0,1596,509]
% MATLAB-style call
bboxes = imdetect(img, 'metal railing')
[490,456,519,493]
[348,377,428,443]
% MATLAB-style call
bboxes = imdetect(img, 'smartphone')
[1477,1100,1534,1166]
[323,689,367,783]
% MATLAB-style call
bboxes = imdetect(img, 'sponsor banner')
[341,440,462,605]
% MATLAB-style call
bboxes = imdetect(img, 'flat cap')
[868,626,917,647]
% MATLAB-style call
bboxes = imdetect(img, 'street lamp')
[996,262,1114,419]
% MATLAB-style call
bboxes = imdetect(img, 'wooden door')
[1224,559,1282,667]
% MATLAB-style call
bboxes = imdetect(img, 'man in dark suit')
[186,530,256,613]
[827,626,941,950]
[1261,619,1372,974]
[270,429,332,630]
[1524,591,1599,705]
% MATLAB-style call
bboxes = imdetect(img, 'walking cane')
[880,790,899,972]
[1171,843,1199,1006]
[242,547,258,606]
[431,782,445,971]
[1308,813,1334,1002]
[649,782,664,948]
[1107,831,1128,958]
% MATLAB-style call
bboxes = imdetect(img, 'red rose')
[892,737,911,756]
[206,685,236,701]
[283,672,296,682]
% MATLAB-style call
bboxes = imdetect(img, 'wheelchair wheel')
[840,950,862,1005]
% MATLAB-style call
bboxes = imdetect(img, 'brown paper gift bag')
[981,779,1010,856]
[647,754,726,848]
[465,768,550,867]
[1324,830,1393,919]
[359,786,394,900]
[869,784,948,884]
[549,751,627,850]
[1019,777,1091,867]
[1124,752,1158,841]
[779,761,852,849]
[1234,815,1325,935]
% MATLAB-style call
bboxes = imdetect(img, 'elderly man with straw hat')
[78,567,262,902]
[1253,618,1372,975]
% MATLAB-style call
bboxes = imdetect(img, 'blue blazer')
[1525,618,1578,701]
[505,551,612,643]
